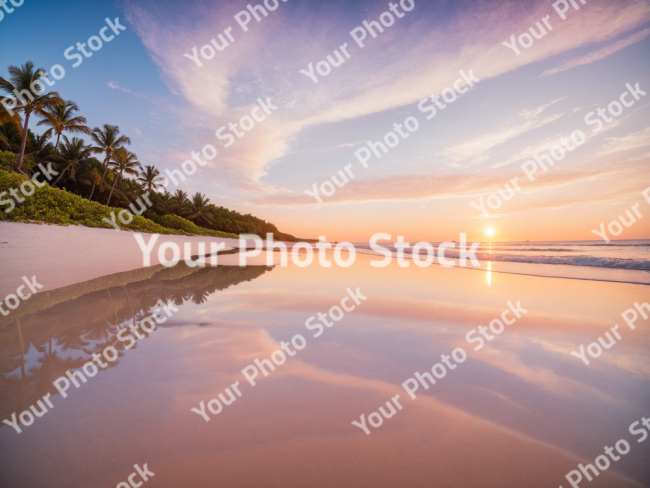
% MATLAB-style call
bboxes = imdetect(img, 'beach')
[2,0,650,485]
[0,224,648,487]
[0,222,272,297]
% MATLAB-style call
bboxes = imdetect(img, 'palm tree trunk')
[90,156,109,201]
[15,112,31,176]
[55,133,61,150]
[106,169,122,206]
[89,180,97,200]
[96,156,111,195]
[52,162,71,187]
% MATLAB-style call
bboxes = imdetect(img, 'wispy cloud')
[489,108,646,169]
[106,81,132,93]
[333,140,365,149]
[251,165,631,207]
[542,27,650,77]
[105,80,165,106]
[471,185,646,219]
[441,100,564,167]
[124,0,650,188]
[600,126,650,157]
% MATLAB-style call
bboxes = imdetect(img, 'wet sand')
[0,251,648,487]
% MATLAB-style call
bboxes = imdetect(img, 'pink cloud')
[123,0,650,189]
[250,165,634,207]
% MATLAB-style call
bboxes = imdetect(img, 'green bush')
[0,150,17,172]
[207,205,308,241]
[144,211,238,239]
[0,150,35,175]
[0,168,235,238]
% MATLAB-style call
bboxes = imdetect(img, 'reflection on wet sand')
[0,264,271,424]
[0,254,648,488]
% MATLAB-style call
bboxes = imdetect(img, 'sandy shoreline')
[3,221,648,300]
[0,222,286,297]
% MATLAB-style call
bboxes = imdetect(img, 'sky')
[1,0,649,242]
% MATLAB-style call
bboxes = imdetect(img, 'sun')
[487,228,495,237]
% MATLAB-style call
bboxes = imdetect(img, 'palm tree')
[37,100,91,148]
[172,190,190,216]
[26,131,53,153]
[153,191,177,215]
[113,177,143,206]
[89,124,131,201]
[106,147,141,206]
[0,61,62,175]
[137,165,163,194]
[26,131,55,168]
[51,136,95,187]
[0,121,21,152]
[78,162,112,196]
[0,102,21,126]
[187,193,215,226]
[0,104,22,150]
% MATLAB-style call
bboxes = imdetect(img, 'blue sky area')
[1,0,649,241]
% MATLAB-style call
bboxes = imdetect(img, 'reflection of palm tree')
[56,326,90,352]
[1,266,278,430]
[0,264,276,417]
[123,285,139,318]
[29,349,75,390]
[83,319,118,343]
[31,337,50,356]
[27,349,84,409]
[0,374,26,419]
[0,356,23,378]
[93,334,126,365]
[189,289,211,305]
[142,292,160,318]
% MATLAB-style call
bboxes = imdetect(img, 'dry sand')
[0,222,284,297]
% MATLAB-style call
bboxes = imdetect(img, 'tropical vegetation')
[0,61,306,241]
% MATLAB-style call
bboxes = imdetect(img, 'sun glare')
[487,228,494,237]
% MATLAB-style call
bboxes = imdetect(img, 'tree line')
[0,61,301,239]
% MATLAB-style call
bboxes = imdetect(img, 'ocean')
[352,239,650,284]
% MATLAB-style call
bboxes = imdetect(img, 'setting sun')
[487,228,495,236]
